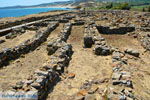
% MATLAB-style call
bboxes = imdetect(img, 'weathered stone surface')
[97,26,135,34]
[125,49,140,57]
[0,39,5,44]
[83,35,93,48]
[94,45,111,56]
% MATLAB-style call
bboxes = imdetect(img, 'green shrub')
[114,3,131,10]
[120,3,131,10]
[148,6,150,12]
[142,7,146,12]
[106,3,113,9]
[75,5,82,9]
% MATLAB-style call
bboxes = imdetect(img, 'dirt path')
[0,24,64,91]
[47,26,112,100]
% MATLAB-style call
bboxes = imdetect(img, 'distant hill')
[0,0,149,9]
[0,1,73,9]
[96,0,150,4]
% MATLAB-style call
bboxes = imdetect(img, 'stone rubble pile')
[33,22,51,27]
[93,24,112,56]
[107,50,135,100]
[72,19,85,26]
[96,26,135,34]
[5,28,26,39]
[93,36,112,56]
[83,22,112,55]
[47,23,72,55]
[23,25,39,31]
[140,33,150,51]
[83,22,96,48]
[0,22,59,67]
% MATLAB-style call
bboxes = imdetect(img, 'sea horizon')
[0,7,72,18]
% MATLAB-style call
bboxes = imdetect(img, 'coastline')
[0,6,74,18]
[0,10,74,27]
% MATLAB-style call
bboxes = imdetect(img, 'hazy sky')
[0,0,68,7]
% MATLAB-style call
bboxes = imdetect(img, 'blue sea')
[0,7,71,18]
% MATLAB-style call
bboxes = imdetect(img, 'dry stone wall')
[0,22,59,67]
[0,23,73,100]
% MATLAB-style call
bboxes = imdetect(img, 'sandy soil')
[0,24,64,91]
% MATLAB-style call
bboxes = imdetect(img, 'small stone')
[112,73,122,80]
[34,70,49,77]
[24,80,34,85]
[0,40,5,44]
[31,82,41,89]
[12,81,24,89]
[125,49,140,57]
[88,85,99,94]
[112,80,121,85]
[77,90,88,96]
[68,73,76,79]
[119,95,126,100]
